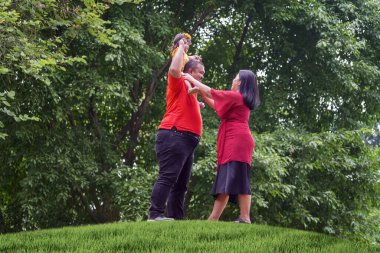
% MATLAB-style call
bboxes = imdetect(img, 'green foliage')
[197,0,380,131]
[1,0,190,231]
[0,90,40,140]
[0,0,111,82]
[1,221,379,253]
[0,91,13,139]
[111,163,157,221]
[0,0,130,231]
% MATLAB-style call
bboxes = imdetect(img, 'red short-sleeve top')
[211,89,254,167]
[158,74,202,136]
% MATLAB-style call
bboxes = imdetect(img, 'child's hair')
[171,33,192,55]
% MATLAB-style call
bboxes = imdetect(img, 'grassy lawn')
[0,221,379,253]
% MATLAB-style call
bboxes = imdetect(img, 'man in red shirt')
[148,37,205,221]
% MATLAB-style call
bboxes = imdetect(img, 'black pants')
[149,129,199,219]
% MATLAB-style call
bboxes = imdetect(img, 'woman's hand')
[182,73,213,99]
[182,73,195,84]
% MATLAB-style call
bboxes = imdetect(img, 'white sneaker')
[147,216,174,222]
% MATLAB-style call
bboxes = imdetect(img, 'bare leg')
[188,86,199,94]
[238,194,252,223]
[185,80,199,95]
[208,194,229,221]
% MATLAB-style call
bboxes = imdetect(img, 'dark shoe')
[234,218,251,224]
[147,216,174,222]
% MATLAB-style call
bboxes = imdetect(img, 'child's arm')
[183,73,212,98]
[184,80,192,89]
[185,80,199,95]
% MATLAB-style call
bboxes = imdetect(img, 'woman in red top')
[183,70,260,224]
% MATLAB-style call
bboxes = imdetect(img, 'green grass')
[0,221,379,253]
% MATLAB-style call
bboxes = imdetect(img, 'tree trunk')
[123,59,171,166]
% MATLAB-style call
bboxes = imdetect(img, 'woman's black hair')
[238,70,260,110]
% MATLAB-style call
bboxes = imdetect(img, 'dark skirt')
[210,161,252,204]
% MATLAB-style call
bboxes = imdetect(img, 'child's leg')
[185,80,199,94]
[208,194,229,220]
[188,87,199,94]
[238,194,251,222]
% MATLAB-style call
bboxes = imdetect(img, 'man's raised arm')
[169,39,186,78]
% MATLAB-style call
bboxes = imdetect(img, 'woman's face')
[231,74,241,92]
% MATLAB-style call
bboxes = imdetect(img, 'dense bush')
[187,128,380,243]
[1,127,379,244]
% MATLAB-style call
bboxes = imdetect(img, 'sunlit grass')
[1,221,379,253]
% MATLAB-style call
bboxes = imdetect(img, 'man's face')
[189,64,205,81]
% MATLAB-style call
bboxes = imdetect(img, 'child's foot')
[188,86,199,95]
[199,102,205,109]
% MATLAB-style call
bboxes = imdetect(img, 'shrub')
[187,128,380,243]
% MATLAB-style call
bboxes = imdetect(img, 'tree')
[0,0,379,238]
[0,0,138,230]
[197,0,380,131]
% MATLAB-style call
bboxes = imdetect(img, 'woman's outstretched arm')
[200,92,215,109]
[182,73,212,98]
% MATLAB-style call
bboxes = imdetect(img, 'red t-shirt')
[158,74,202,136]
[211,89,254,167]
